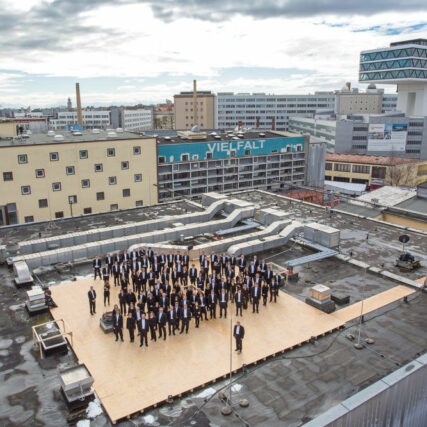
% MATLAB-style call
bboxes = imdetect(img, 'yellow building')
[174,90,215,130]
[325,153,427,188]
[0,120,18,138]
[0,131,158,225]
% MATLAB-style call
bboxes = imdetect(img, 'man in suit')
[220,254,228,275]
[112,261,121,287]
[138,313,149,347]
[168,306,178,336]
[189,264,198,285]
[180,304,191,334]
[251,283,261,313]
[173,301,181,332]
[113,308,124,342]
[88,286,96,315]
[105,253,113,273]
[93,256,102,280]
[148,311,157,342]
[238,255,246,273]
[102,264,110,284]
[233,321,245,354]
[219,288,228,318]
[157,307,167,340]
[208,290,217,319]
[198,290,208,321]
[235,288,243,317]
[183,253,189,269]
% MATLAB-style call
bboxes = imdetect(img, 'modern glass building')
[359,39,427,116]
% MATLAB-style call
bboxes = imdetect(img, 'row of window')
[16,146,142,165]
[325,163,371,174]
[21,187,134,198]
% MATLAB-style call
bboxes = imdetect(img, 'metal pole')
[229,309,233,406]
[355,267,367,349]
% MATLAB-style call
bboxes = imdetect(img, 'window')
[122,188,131,197]
[372,166,386,179]
[109,176,117,185]
[158,156,165,163]
[50,152,59,161]
[68,195,77,204]
[230,150,236,157]
[136,200,143,207]
[18,154,27,164]
[66,166,75,175]
[95,163,103,172]
[325,162,332,171]
[134,174,142,182]
[79,150,88,159]
[334,163,350,172]
[96,192,105,200]
[35,169,45,178]
[245,149,251,156]
[206,152,213,159]
[133,146,141,155]
[83,207,92,214]
[52,182,62,191]
[3,172,13,181]
[352,165,370,174]
[24,216,34,223]
[21,185,31,195]
[81,179,90,188]
[110,203,118,210]
[38,199,48,208]
[55,211,64,218]
[107,148,115,157]
[181,154,189,161]
[121,161,129,170]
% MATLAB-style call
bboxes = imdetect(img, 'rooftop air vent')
[214,135,221,140]
[232,136,239,140]
[107,131,117,138]
[92,128,100,134]
[116,128,124,133]
[72,131,82,136]
[47,130,55,137]
[259,132,266,137]
[164,136,171,141]
[54,134,65,141]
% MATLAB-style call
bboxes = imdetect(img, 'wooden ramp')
[49,277,414,424]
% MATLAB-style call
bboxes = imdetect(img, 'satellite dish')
[398,235,410,244]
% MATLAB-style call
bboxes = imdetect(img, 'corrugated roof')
[326,153,420,166]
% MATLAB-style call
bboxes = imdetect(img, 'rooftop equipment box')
[303,223,340,248]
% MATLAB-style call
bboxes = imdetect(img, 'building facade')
[289,117,336,152]
[335,113,427,159]
[50,110,111,130]
[156,130,312,201]
[359,38,427,116]
[154,111,174,129]
[111,107,153,131]
[325,153,427,187]
[174,91,215,130]
[0,131,158,225]
[215,92,335,131]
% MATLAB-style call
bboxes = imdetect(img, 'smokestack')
[76,83,83,127]
[193,79,198,129]
[346,81,351,91]
[271,117,275,130]
[256,117,260,128]
[238,121,242,130]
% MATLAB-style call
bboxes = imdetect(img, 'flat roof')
[326,153,421,166]
[0,130,153,147]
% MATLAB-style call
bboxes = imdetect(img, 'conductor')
[233,321,245,354]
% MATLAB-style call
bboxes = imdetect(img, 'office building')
[325,153,427,187]
[335,113,427,159]
[360,38,427,115]
[289,117,337,152]
[156,130,323,201]
[215,92,335,131]
[174,86,216,130]
[111,107,153,131]
[0,130,157,225]
[50,110,111,130]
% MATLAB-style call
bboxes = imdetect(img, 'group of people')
[89,248,282,352]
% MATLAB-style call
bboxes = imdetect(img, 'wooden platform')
[49,277,414,423]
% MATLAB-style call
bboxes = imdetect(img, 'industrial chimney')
[345,82,351,91]
[193,79,198,128]
[76,83,83,127]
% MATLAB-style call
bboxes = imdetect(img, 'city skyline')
[0,0,426,107]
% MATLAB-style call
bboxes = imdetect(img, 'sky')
[0,0,426,108]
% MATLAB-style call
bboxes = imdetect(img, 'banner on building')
[367,123,407,152]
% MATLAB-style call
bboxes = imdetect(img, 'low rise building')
[174,90,216,130]
[289,117,336,152]
[111,107,153,131]
[325,153,427,187]
[0,130,158,225]
[50,110,111,130]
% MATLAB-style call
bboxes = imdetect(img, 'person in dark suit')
[112,261,120,287]
[168,306,177,336]
[233,321,245,353]
[270,279,279,303]
[105,253,113,273]
[102,264,110,283]
[208,290,217,319]
[88,286,96,315]
[219,289,228,318]
[104,281,110,306]
[126,313,136,342]
[262,281,269,306]
[251,283,261,313]
[138,313,149,347]
[198,290,208,321]
[118,289,127,315]
[235,288,243,316]
[148,311,157,342]
[194,302,201,328]
[180,304,191,334]
[113,308,124,342]
[238,255,246,273]
[157,307,167,340]
[93,256,102,280]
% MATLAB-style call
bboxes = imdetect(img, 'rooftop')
[0,130,152,147]
[0,190,425,426]
[326,153,421,166]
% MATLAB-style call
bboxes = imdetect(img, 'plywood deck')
[49,277,414,423]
